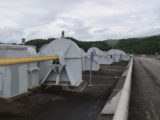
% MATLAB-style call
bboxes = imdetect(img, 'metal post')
[61,30,65,38]
[22,38,25,45]
[89,58,93,85]
[89,52,94,85]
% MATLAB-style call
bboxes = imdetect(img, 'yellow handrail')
[0,56,59,66]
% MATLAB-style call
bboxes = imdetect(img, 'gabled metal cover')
[39,38,83,86]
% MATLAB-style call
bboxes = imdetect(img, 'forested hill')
[25,34,160,55]
[114,35,160,54]
[25,37,111,52]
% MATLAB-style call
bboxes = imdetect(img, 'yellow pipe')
[0,56,59,66]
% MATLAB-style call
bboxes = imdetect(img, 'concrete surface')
[0,61,128,120]
[128,57,160,120]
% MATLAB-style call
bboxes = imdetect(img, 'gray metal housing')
[0,45,39,98]
[39,38,83,86]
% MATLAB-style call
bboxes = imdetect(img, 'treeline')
[25,37,111,52]
[25,38,56,51]
[65,37,111,52]
[25,34,160,54]
[115,35,160,54]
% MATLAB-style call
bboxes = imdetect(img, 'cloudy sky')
[0,0,160,43]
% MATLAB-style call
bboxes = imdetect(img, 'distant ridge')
[105,40,120,47]
[24,34,160,54]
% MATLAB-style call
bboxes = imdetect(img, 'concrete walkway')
[128,57,160,120]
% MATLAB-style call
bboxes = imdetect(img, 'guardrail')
[113,56,133,120]
[0,56,59,66]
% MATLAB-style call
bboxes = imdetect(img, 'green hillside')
[25,34,160,54]
[25,37,111,52]
[105,39,120,47]
[25,38,56,51]
[115,35,160,54]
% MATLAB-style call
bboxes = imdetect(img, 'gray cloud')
[0,0,160,43]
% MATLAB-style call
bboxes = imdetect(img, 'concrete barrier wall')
[113,56,133,120]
